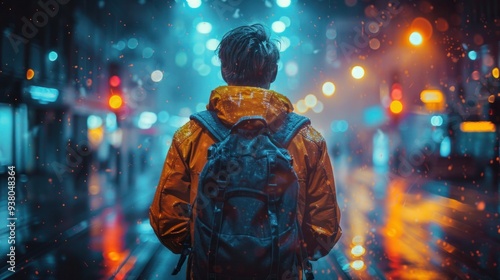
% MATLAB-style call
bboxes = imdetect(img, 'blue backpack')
[178,110,314,280]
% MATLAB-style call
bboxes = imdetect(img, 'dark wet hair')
[217,24,279,88]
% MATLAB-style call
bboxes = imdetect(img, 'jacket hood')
[207,86,294,128]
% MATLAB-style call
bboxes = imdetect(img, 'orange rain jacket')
[149,85,342,272]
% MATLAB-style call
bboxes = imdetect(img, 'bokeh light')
[127,38,139,49]
[87,115,103,129]
[389,100,403,114]
[109,95,123,109]
[151,70,164,82]
[312,101,324,113]
[304,94,318,108]
[468,50,477,60]
[435,17,449,32]
[48,51,58,61]
[295,99,308,113]
[272,21,286,33]
[138,111,158,129]
[280,16,291,27]
[411,17,433,40]
[471,70,480,81]
[142,47,154,58]
[206,39,220,51]
[351,66,365,79]
[409,32,423,46]
[326,28,337,40]
[115,40,126,50]
[492,67,499,79]
[322,82,336,96]
[197,64,211,76]
[369,38,380,50]
[430,115,443,126]
[26,69,35,80]
[367,22,380,34]
[285,61,299,76]
[196,22,212,34]
[277,36,291,52]
[186,0,201,8]
[211,55,221,66]
[109,75,121,87]
[276,0,291,8]
[331,120,349,132]
[351,245,366,257]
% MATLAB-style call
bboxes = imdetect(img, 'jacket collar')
[207,86,294,127]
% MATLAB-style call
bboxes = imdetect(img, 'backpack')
[186,110,313,280]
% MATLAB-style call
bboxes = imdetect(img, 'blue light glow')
[115,41,126,50]
[272,21,286,33]
[187,0,201,8]
[331,120,349,132]
[128,38,139,49]
[106,113,117,131]
[87,115,103,129]
[142,47,154,58]
[158,111,170,123]
[468,50,477,60]
[206,39,220,51]
[373,130,389,166]
[280,16,291,27]
[196,22,212,34]
[48,51,58,61]
[277,36,291,52]
[28,86,59,103]
[276,0,291,8]
[440,136,451,157]
[138,111,158,129]
[211,55,221,66]
[431,115,443,126]
[363,105,386,127]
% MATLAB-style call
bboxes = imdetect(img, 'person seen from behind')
[149,23,342,280]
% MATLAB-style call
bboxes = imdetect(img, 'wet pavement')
[0,159,499,279]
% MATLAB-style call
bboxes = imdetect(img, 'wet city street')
[1,154,498,279]
[2,0,500,279]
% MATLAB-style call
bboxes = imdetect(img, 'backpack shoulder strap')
[190,110,230,142]
[273,112,311,148]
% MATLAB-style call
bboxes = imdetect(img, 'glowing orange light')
[26,69,35,80]
[109,75,121,87]
[460,121,496,133]
[109,95,123,109]
[492,67,499,79]
[410,17,433,40]
[389,100,403,114]
[420,89,444,103]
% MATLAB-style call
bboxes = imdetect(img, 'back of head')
[217,24,280,89]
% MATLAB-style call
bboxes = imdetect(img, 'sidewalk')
[0,167,161,279]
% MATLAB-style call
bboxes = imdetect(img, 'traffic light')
[386,73,404,125]
[107,63,124,111]
[389,82,404,115]
[389,100,403,115]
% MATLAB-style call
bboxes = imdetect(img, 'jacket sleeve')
[303,138,342,260]
[149,140,191,254]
